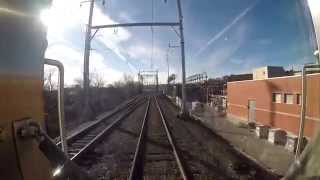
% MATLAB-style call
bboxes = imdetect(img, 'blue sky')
[41,0,317,84]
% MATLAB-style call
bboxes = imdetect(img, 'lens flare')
[52,166,63,177]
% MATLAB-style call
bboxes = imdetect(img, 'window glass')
[284,94,294,104]
[297,94,301,105]
[272,93,282,103]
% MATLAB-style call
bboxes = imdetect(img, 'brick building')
[227,72,320,138]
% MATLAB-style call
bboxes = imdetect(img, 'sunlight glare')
[40,8,52,27]
[308,0,320,15]
[40,0,86,33]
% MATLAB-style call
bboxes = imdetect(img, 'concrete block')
[255,125,269,139]
[176,97,182,107]
[248,122,256,129]
[285,134,308,153]
[285,134,298,153]
[186,102,192,110]
[268,128,287,145]
[191,101,201,111]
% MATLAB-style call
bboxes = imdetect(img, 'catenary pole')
[176,0,187,115]
[83,0,95,104]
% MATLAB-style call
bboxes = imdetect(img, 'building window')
[297,94,301,105]
[272,93,282,103]
[284,94,294,104]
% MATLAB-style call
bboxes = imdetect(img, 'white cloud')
[128,45,150,59]
[157,71,171,84]
[127,44,167,69]
[40,0,83,33]
[41,0,133,85]
[119,11,134,22]
[45,45,83,84]
[45,45,123,85]
[90,52,123,84]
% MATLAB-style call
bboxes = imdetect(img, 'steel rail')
[155,97,189,180]
[128,96,188,179]
[128,97,151,180]
[56,95,141,147]
[70,98,146,161]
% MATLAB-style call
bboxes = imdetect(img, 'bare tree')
[73,78,83,88]
[168,74,176,83]
[90,70,106,88]
[123,74,134,83]
[44,66,57,91]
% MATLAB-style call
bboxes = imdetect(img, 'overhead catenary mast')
[176,0,188,115]
[83,0,189,115]
[83,0,95,105]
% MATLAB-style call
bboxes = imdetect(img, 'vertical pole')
[315,50,320,64]
[156,70,159,92]
[44,59,68,156]
[206,74,208,104]
[295,66,307,159]
[176,0,187,114]
[57,63,67,155]
[83,0,95,104]
[166,48,170,91]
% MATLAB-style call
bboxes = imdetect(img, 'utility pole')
[166,49,169,86]
[83,0,95,104]
[176,0,187,115]
[166,43,179,92]
[205,74,209,104]
[156,70,159,92]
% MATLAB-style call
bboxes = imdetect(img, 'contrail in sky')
[194,1,259,57]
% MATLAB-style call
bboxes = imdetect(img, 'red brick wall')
[227,73,320,138]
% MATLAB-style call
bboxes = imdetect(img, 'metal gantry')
[138,70,159,92]
[82,0,188,114]
[186,72,208,84]
[186,72,209,103]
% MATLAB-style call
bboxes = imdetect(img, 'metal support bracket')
[44,58,68,155]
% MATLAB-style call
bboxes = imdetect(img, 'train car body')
[0,1,52,180]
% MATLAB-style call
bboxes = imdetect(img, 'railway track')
[157,95,280,179]
[62,96,147,160]
[129,96,189,180]
[67,94,277,179]
[78,96,226,179]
